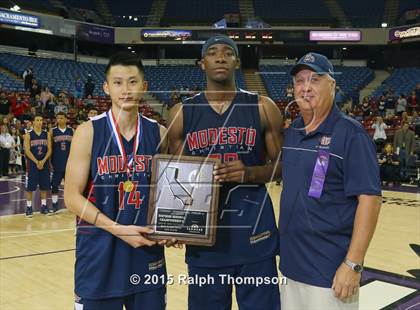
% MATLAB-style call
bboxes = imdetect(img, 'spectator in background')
[407,90,418,113]
[0,92,11,116]
[0,124,15,178]
[170,88,181,108]
[54,100,69,115]
[361,97,371,119]
[76,109,87,124]
[30,79,41,99]
[84,74,95,98]
[1,115,9,127]
[341,98,353,115]
[32,94,43,114]
[378,143,400,187]
[45,97,56,120]
[24,120,32,134]
[393,122,416,181]
[9,126,22,175]
[284,117,292,129]
[334,86,345,109]
[22,67,33,91]
[385,91,396,117]
[412,111,420,136]
[14,119,23,136]
[9,126,22,174]
[416,83,420,100]
[286,84,294,103]
[83,94,96,108]
[58,89,68,101]
[21,106,34,122]
[11,94,29,121]
[87,107,99,119]
[396,94,407,116]
[75,76,83,99]
[372,116,388,152]
[401,111,409,125]
[40,86,54,107]
[377,95,386,117]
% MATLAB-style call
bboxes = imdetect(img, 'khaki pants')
[280,278,359,310]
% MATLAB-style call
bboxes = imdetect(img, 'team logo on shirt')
[320,136,331,146]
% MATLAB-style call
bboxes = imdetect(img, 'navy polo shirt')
[279,104,381,288]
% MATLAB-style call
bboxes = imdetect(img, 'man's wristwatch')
[344,258,364,273]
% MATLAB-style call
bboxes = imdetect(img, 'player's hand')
[332,263,361,301]
[213,160,248,183]
[111,225,157,248]
[38,159,45,170]
[36,160,43,170]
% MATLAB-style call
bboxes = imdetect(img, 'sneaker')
[52,202,59,213]
[25,207,33,218]
[41,205,52,215]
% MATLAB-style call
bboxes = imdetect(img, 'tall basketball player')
[64,52,168,310]
[24,114,52,217]
[168,35,283,310]
[50,112,73,212]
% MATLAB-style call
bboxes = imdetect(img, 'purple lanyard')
[308,148,330,199]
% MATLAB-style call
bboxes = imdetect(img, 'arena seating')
[0,53,106,96]
[337,0,385,27]
[62,0,97,11]
[106,0,152,27]
[162,0,239,25]
[372,67,420,98]
[0,71,24,92]
[145,65,246,104]
[259,65,374,102]
[398,0,419,17]
[0,53,246,105]
[253,0,334,25]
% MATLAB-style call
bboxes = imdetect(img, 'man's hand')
[110,225,157,248]
[213,160,248,183]
[332,262,361,301]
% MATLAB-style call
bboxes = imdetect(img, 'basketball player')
[168,35,283,310]
[64,52,168,309]
[24,114,52,217]
[50,112,73,212]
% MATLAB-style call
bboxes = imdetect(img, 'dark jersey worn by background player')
[26,130,50,191]
[75,112,165,299]
[51,126,73,172]
[182,89,279,267]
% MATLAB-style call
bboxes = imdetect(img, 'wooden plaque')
[148,154,220,246]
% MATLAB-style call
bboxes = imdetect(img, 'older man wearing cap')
[279,53,381,309]
[168,34,283,310]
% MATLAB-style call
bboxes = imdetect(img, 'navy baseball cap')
[201,35,239,58]
[291,52,334,76]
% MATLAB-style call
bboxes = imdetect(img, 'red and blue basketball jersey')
[28,130,48,165]
[75,112,166,299]
[51,127,73,172]
[182,90,279,267]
